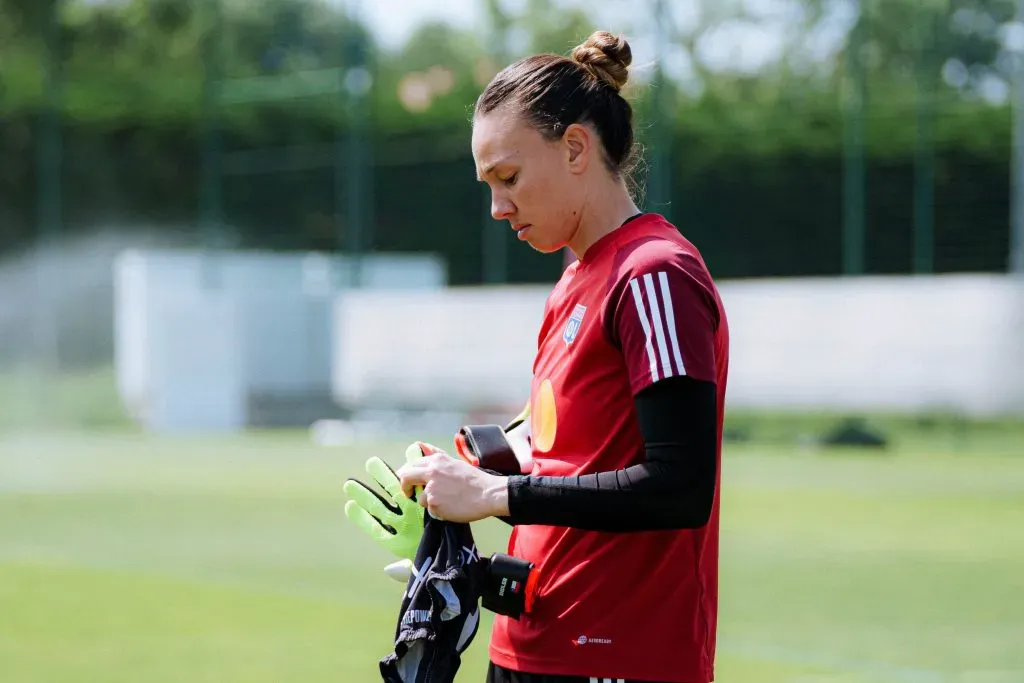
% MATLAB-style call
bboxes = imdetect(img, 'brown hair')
[474,31,639,180]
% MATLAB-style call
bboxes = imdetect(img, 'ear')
[562,123,592,174]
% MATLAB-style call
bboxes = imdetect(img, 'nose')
[491,192,514,221]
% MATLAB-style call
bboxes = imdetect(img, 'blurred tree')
[0,0,1013,278]
[862,0,1014,96]
[396,21,485,71]
[480,0,594,58]
[517,0,595,55]
[369,21,488,131]
[480,0,513,63]
[222,0,370,76]
[0,0,56,39]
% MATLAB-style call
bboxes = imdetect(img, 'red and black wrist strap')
[480,553,540,619]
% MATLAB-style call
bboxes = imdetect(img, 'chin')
[527,240,565,255]
[523,233,564,254]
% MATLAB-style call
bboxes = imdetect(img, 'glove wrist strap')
[455,424,523,475]
[480,553,538,619]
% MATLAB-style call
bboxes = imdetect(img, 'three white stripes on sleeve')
[588,679,625,683]
[628,271,686,381]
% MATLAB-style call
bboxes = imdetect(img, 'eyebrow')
[476,156,514,182]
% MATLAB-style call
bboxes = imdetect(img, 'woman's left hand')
[397,447,511,523]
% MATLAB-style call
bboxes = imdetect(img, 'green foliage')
[0,0,1014,279]
[1,0,1008,154]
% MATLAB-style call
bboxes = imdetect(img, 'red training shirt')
[488,213,730,683]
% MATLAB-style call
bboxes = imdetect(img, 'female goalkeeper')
[394,30,728,683]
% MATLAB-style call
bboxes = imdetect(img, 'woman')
[397,30,730,683]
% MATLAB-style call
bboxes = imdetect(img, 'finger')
[425,493,444,521]
[366,457,408,502]
[343,479,399,522]
[344,500,396,545]
[402,444,431,502]
[403,441,443,466]
[399,463,431,500]
[416,441,447,457]
[404,442,425,466]
[365,455,398,487]
[419,481,444,520]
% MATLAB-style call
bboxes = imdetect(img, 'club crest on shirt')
[563,303,587,345]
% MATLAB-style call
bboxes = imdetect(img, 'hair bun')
[571,31,632,92]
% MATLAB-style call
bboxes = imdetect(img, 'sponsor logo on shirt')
[574,634,613,646]
[563,303,587,345]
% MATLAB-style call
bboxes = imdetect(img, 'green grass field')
[1,429,1023,683]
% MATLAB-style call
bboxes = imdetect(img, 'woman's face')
[472,108,586,254]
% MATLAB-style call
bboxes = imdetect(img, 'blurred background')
[2,0,1024,432]
[1,1,1023,682]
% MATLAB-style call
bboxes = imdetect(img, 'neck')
[567,179,640,260]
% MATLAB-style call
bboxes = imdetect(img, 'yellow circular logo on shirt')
[532,379,558,453]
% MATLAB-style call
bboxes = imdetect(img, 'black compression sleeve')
[504,375,717,531]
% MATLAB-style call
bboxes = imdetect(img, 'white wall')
[114,248,446,433]
[721,274,1024,417]
[332,285,547,412]
[332,274,1024,418]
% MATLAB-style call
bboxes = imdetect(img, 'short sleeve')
[610,260,719,395]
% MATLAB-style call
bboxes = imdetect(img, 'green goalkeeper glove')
[342,442,432,563]
[343,403,533,582]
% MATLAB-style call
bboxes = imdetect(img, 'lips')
[513,224,531,240]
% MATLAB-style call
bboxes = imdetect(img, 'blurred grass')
[1,432,1023,682]
[2,367,1023,454]
[0,367,134,432]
